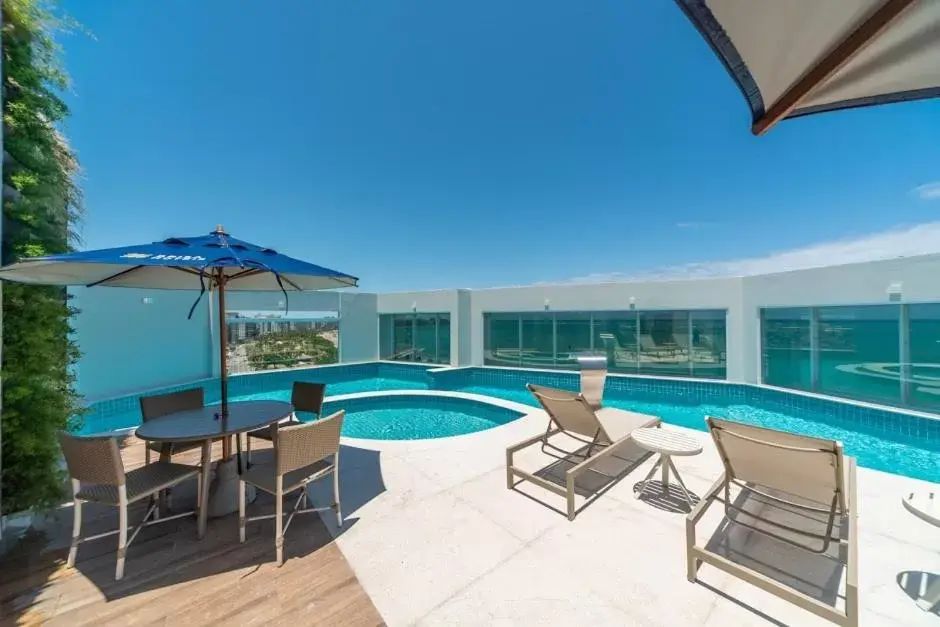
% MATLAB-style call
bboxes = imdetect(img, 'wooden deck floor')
[0,436,385,626]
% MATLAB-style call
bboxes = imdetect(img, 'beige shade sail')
[675,0,940,134]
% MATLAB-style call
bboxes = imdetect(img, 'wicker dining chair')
[59,431,206,580]
[245,381,326,466]
[139,387,210,464]
[239,409,344,566]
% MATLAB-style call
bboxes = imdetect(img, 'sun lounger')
[686,416,858,627]
[506,384,660,520]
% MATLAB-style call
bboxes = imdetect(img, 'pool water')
[317,395,522,440]
[455,384,940,483]
[234,377,425,403]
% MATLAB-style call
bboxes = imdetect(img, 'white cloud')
[675,221,715,229]
[563,222,940,284]
[913,182,940,200]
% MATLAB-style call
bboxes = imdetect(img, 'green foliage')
[246,330,338,371]
[2,0,84,513]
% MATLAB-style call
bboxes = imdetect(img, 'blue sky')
[59,0,940,291]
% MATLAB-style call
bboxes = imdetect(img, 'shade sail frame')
[676,0,940,134]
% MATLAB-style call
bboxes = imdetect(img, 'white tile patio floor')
[306,393,940,626]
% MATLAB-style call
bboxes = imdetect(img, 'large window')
[593,311,639,373]
[520,313,554,368]
[691,309,728,379]
[761,307,813,390]
[484,313,521,366]
[639,311,689,377]
[761,303,940,411]
[483,310,727,379]
[909,304,940,411]
[818,305,900,406]
[379,313,451,364]
[555,313,592,369]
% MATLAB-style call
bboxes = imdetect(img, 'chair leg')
[197,440,212,540]
[238,478,247,543]
[196,468,203,520]
[68,479,81,568]
[116,486,128,581]
[275,478,285,566]
[566,473,576,521]
[246,434,252,468]
[333,454,343,528]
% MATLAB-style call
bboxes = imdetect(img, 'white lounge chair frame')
[686,416,859,627]
[506,384,660,520]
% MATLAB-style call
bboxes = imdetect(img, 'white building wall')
[71,287,213,401]
[456,289,472,366]
[339,292,378,362]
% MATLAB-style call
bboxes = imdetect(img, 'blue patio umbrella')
[0,225,358,431]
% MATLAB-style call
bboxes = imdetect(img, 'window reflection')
[378,313,450,364]
[593,312,639,373]
[520,314,554,368]
[759,303,940,411]
[481,310,727,379]
[555,313,592,369]
[692,310,727,379]
[638,311,690,376]
[761,308,813,390]
[484,313,521,366]
[818,305,900,405]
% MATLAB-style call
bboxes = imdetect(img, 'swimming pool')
[317,394,523,440]
[80,362,940,482]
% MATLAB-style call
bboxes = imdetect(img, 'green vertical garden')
[2,0,83,514]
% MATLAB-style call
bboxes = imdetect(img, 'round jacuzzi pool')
[314,393,524,440]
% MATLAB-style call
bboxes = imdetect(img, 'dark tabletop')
[134,400,294,442]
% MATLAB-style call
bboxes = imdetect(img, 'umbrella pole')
[217,270,232,460]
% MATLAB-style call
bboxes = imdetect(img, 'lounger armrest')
[687,473,725,525]
[565,431,642,478]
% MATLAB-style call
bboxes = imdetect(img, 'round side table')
[632,427,703,509]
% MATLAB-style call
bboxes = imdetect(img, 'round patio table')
[135,400,294,533]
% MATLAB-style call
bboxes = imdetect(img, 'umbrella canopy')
[0,226,358,292]
[676,0,940,134]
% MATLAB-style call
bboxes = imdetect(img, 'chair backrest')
[140,387,204,422]
[579,368,606,409]
[275,410,345,475]
[291,381,326,416]
[58,431,125,486]
[527,384,608,442]
[706,416,846,511]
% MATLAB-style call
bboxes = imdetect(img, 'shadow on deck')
[0,437,387,626]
